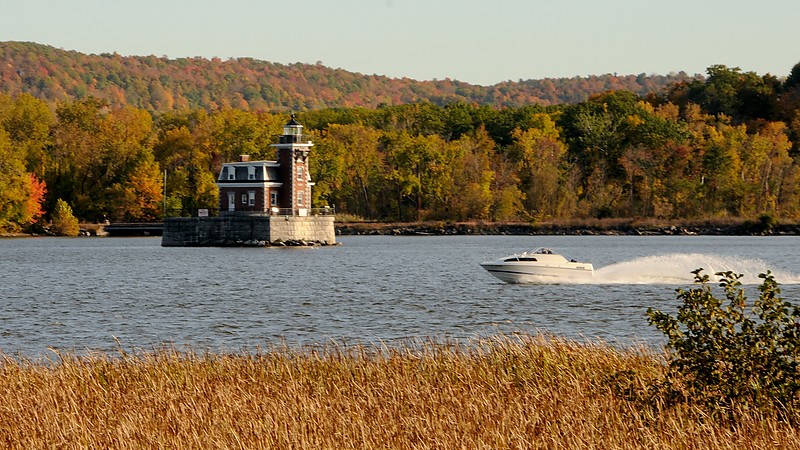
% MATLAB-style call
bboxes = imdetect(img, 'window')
[248,191,255,206]
[297,166,304,181]
[297,191,304,206]
[270,191,278,206]
[241,194,247,204]
[248,166,255,180]
[228,167,235,180]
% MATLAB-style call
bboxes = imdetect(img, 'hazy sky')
[2,0,798,86]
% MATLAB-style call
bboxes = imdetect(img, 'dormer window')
[228,167,235,180]
[248,166,255,180]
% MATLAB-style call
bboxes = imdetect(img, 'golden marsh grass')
[0,334,797,449]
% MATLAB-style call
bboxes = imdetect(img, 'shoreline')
[336,218,799,236]
[3,218,798,238]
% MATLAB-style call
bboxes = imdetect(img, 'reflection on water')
[1,235,799,357]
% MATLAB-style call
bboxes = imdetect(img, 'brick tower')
[272,114,313,215]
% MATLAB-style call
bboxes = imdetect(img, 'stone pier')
[161,215,336,247]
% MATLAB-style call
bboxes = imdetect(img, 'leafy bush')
[50,198,80,236]
[647,269,800,420]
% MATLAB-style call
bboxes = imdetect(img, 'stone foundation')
[161,216,336,247]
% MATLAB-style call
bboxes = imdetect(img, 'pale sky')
[2,0,798,86]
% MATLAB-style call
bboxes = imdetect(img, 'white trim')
[222,161,279,167]
[216,182,283,188]
[270,143,313,148]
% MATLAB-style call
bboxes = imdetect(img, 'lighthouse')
[162,114,335,247]
[273,114,313,215]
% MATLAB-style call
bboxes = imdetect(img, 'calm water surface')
[2,235,800,357]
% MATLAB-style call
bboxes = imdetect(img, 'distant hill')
[0,41,699,112]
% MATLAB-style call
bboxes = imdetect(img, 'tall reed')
[0,334,796,449]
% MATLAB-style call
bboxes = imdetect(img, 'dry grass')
[0,335,797,449]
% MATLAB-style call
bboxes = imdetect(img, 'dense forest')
[0,42,697,111]
[1,41,799,232]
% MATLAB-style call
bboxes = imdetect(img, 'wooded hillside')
[0,42,696,112]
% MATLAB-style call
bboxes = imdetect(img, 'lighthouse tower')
[272,115,313,215]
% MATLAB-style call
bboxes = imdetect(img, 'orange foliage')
[25,174,46,223]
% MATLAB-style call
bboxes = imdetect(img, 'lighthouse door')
[228,192,235,212]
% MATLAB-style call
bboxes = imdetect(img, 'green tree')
[0,128,35,231]
[559,91,642,217]
[670,65,780,124]
[311,124,384,218]
[736,122,793,215]
[699,121,746,216]
[0,93,54,175]
[49,97,107,220]
[444,127,495,220]
[382,133,451,220]
[153,112,218,214]
[508,113,570,220]
[50,198,80,236]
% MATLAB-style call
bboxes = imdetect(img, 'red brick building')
[217,116,314,215]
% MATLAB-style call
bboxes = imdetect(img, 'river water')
[2,235,800,358]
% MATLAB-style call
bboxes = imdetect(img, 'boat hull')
[480,262,594,284]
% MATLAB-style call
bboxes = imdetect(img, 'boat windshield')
[524,247,556,255]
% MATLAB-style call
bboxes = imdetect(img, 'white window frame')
[228,167,235,180]
[248,191,255,206]
[297,191,304,206]
[241,193,247,204]
[248,166,255,180]
[297,166,304,181]
[270,191,278,206]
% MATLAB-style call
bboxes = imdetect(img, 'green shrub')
[50,198,80,236]
[647,269,800,421]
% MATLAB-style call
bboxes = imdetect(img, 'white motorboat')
[480,247,594,283]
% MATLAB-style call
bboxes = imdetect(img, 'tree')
[0,93,54,175]
[444,127,495,220]
[108,154,164,221]
[311,124,384,218]
[560,91,649,217]
[49,97,107,220]
[196,108,281,164]
[23,174,47,227]
[508,113,569,220]
[50,198,80,236]
[153,114,218,215]
[670,65,780,124]
[738,122,793,215]
[0,128,41,231]
[697,121,748,216]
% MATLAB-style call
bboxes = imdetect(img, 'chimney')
[240,154,250,162]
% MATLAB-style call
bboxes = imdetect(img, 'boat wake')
[591,253,800,285]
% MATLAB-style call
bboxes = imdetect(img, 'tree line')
[1,63,800,232]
